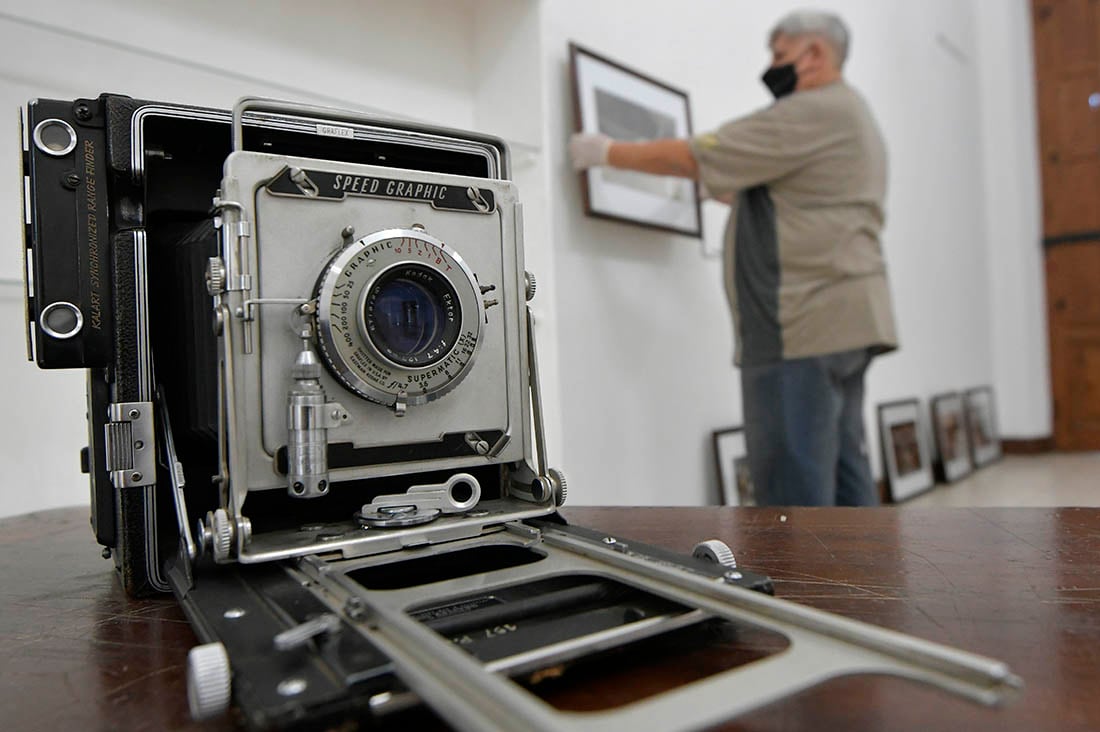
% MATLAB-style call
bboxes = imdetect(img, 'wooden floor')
[906,452,1100,507]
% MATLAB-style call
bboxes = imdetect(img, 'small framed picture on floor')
[964,386,1002,468]
[877,399,935,502]
[930,392,973,482]
[712,427,755,506]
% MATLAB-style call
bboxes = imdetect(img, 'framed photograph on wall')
[569,42,702,237]
[877,399,935,502]
[964,386,1002,467]
[712,427,755,506]
[930,392,973,483]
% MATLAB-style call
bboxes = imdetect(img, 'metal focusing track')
[294,525,1021,732]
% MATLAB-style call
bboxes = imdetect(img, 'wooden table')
[2,506,1098,731]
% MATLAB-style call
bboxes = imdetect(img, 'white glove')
[569,133,613,170]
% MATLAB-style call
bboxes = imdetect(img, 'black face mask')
[761,63,798,99]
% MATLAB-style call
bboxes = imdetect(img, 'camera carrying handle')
[231,97,396,152]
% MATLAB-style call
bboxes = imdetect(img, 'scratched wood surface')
[1,506,1098,731]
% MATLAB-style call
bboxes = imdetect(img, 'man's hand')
[569,133,613,170]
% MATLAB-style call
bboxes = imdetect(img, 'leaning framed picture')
[569,42,702,237]
[964,386,1002,467]
[712,427,755,506]
[930,392,973,482]
[877,399,935,502]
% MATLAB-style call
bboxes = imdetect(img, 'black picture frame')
[930,392,974,483]
[569,42,702,237]
[964,386,1002,468]
[712,427,755,506]
[877,399,935,502]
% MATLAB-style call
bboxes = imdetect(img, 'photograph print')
[930,392,973,483]
[877,399,935,502]
[569,42,702,237]
[713,427,756,506]
[964,386,1002,467]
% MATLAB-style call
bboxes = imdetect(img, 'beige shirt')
[690,81,898,366]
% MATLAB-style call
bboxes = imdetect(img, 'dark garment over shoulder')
[690,81,898,366]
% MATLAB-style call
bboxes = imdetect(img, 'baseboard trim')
[1001,436,1055,454]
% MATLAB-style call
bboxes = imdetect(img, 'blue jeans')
[741,348,878,506]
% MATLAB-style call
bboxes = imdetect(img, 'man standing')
[569,10,897,506]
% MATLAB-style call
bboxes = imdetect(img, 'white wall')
[974,1,1050,439]
[0,0,1049,517]
[469,0,565,463]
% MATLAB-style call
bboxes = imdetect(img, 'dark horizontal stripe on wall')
[1043,231,1100,248]
[1001,437,1054,454]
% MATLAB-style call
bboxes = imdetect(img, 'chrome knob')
[206,257,226,295]
[187,642,231,720]
[548,467,568,507]
[211,508,233,562]
[524,271,537,301]
[692,539,737,568]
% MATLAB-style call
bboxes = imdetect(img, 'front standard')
[23,94,1019,730]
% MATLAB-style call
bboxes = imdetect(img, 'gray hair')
[770,10,850,67]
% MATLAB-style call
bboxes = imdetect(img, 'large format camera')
[23,94,1017,730]
[25,95,565,591]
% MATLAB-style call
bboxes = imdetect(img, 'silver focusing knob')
[548,467,567,507]
[206,257,226,295]
[525,271,537,301]
[187,642,231,721]
[692,539,736,568]
[211,508,233,562]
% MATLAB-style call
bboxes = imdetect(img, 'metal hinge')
[105,401,156,488]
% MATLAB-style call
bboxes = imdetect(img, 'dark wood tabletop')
[2,505,1098,731]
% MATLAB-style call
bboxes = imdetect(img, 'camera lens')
[314,228,485,406]
[364,265,461,367]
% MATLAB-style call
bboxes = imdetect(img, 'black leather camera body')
[22,94,1017,730]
